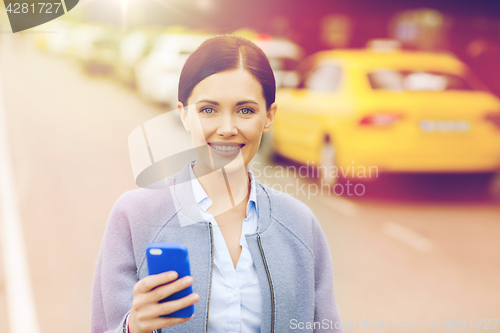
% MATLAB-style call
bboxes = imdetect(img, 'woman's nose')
[216,113,238,137]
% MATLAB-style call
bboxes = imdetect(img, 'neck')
[192,160,250,216]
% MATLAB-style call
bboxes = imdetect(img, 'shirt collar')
[189,161,259,218]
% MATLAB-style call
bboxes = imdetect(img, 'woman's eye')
[240,108,253,114]
[201,108,214,114]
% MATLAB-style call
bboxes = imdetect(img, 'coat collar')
[166,159,271,233]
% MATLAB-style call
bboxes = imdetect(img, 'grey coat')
[91,160,343,333]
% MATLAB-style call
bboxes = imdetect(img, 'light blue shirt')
[189,162,261,333]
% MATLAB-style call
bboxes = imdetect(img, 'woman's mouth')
[208,142,245,157]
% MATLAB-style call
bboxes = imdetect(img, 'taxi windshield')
[367,69,489,92]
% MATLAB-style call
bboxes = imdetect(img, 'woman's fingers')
[133,271,178,294]
[151,276,194,303]
[129,272,198,332]
[131,313,194,332]
[134,292,199,322]
[153,293,200,318]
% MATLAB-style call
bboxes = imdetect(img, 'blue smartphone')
[146,242,194,318]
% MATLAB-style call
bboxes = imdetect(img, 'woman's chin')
[214,152,246,174]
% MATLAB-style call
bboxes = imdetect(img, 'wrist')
[127,310,156,333]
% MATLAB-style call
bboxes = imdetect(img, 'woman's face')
[178,68,276,173]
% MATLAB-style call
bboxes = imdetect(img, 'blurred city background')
[0,0,499,332]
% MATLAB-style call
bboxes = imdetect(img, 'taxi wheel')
[318,142,339,188]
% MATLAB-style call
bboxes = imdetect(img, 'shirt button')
[231,289,238,296]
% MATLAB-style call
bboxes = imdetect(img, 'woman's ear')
[263,102,277,134]
[177,101,191,133]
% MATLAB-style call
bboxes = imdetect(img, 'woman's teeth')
[211,144,241,151]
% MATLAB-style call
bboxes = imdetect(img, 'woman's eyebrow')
[196,99,219,105]
[236,100,258,106]
[195,100,258,106]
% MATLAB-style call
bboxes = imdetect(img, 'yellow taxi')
[272,40,500,185]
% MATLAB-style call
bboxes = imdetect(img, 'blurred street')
[0,34,499,333]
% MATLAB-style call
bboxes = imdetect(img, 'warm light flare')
[120,0,131,33]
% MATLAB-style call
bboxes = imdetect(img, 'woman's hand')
[128,271,200,333]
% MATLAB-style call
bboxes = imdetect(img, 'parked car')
[116,27,161,88]
[38,20,76,56]
[251,34,304,88]
[69,24,120,75]
[135,31,212,108]
[271,41,500,186]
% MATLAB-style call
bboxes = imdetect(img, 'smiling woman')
[91,35,343,333]
[179,67,275,174]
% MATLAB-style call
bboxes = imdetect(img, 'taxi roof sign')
[366,39,402,52]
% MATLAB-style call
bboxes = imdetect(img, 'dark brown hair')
[178,35,276,110]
